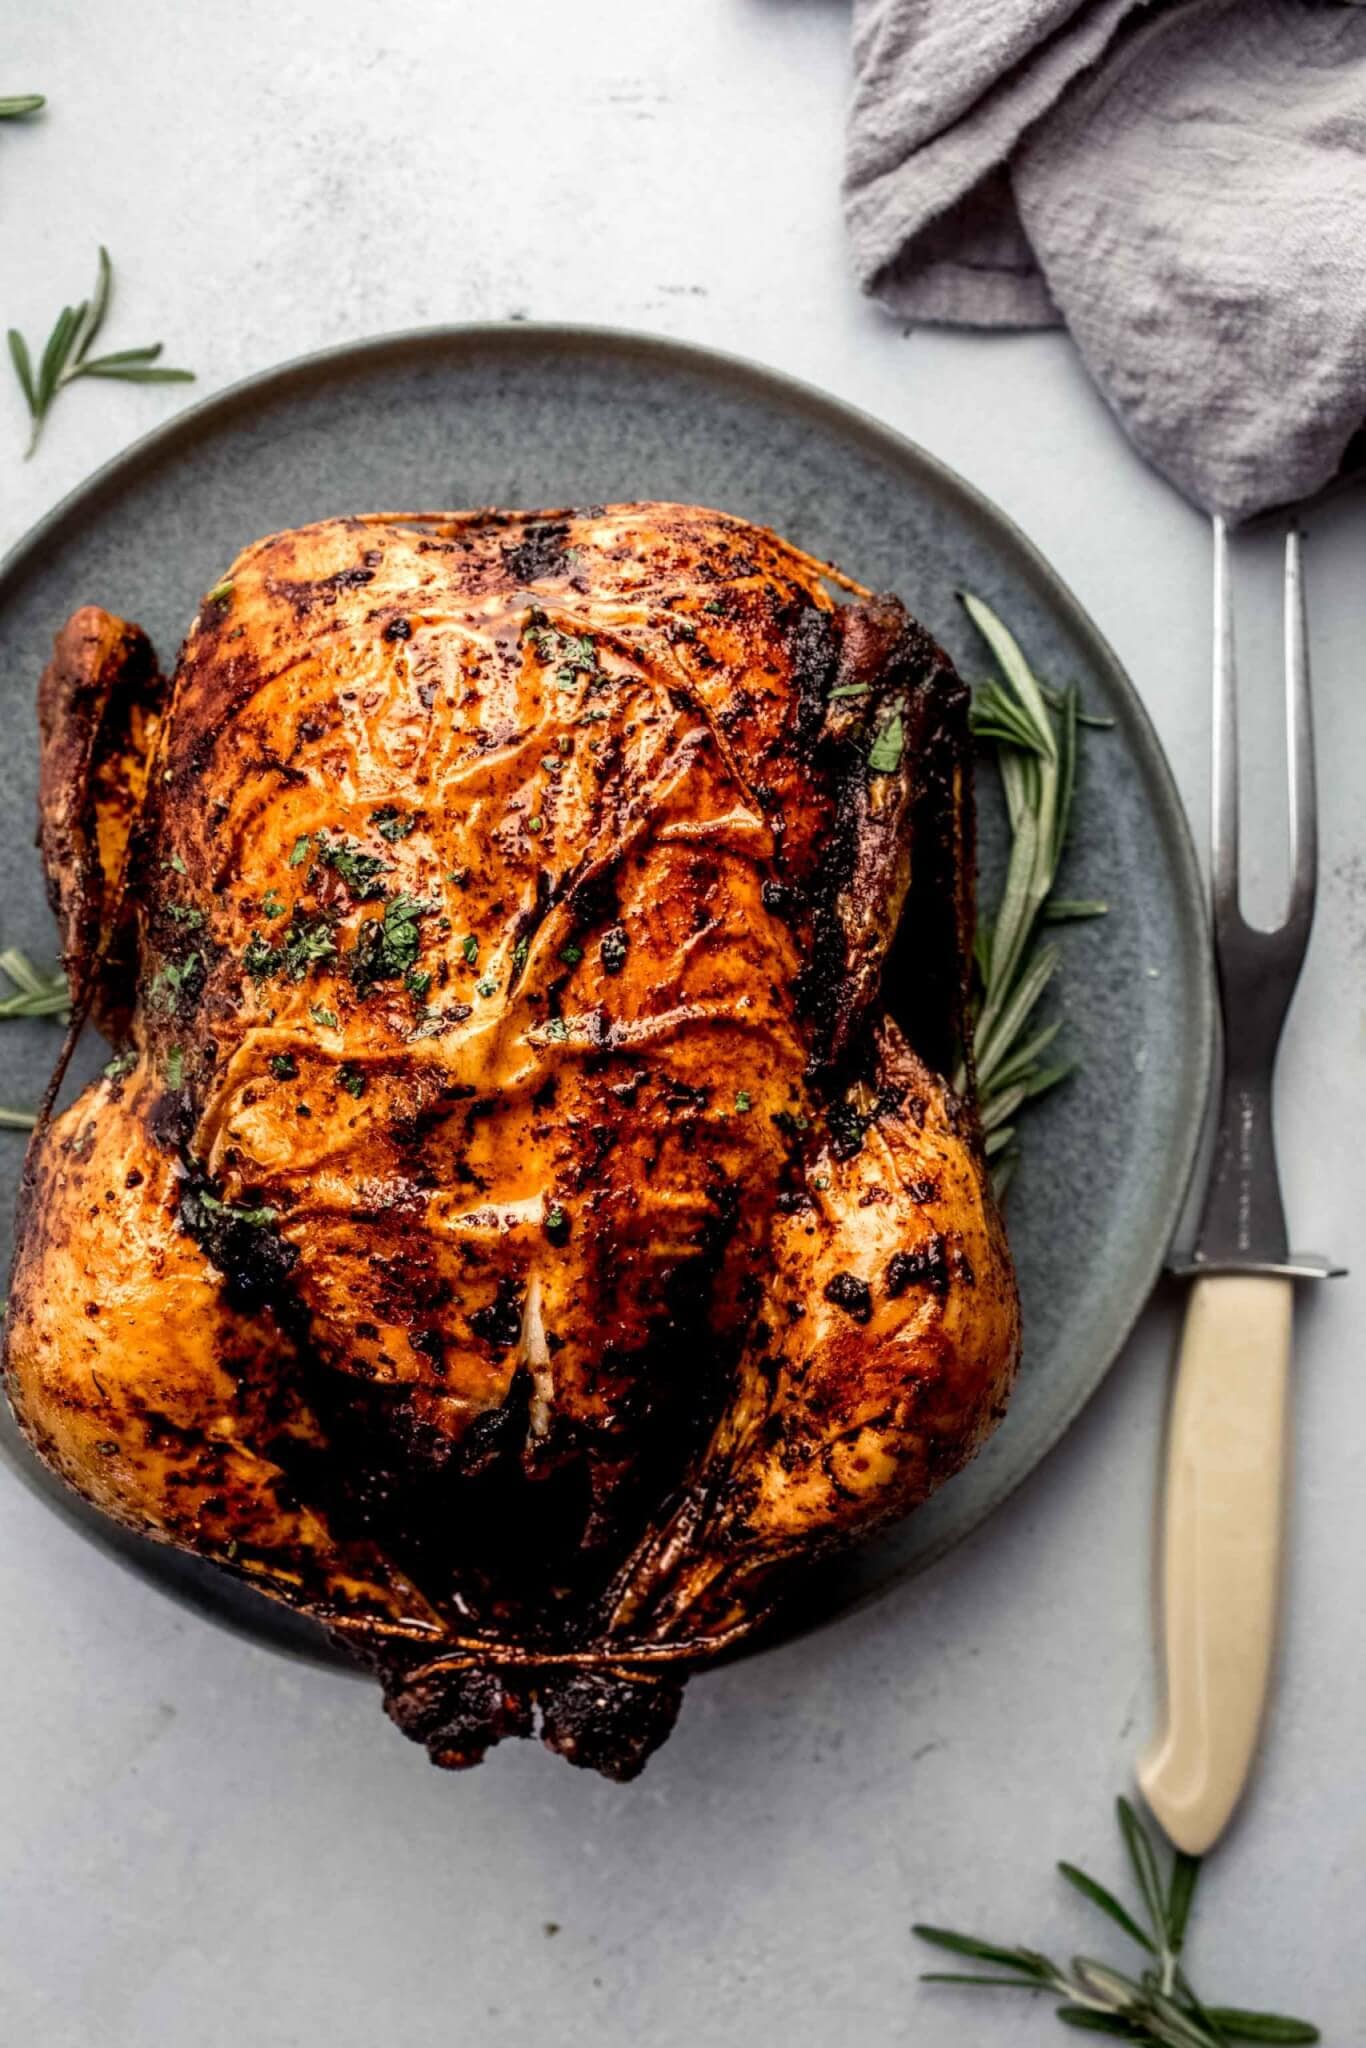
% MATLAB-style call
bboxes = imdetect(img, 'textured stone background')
[2,5,1363,2043]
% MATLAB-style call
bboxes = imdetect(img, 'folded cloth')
[845,0,1366,522]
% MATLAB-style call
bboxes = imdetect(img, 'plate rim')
[0,319,1215,1656]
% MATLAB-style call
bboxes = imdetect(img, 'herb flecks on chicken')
[3,505,1019,1778]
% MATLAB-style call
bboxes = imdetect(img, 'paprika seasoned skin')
[4,504,1019,1777]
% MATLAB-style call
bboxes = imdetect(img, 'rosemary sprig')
[0,94,45,120]
[915,1797,1319,2045]
[960,591,1110,1196]
[0,947,68,1129]
[7,245,194,458]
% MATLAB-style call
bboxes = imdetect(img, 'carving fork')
[1138,517,1344,1854]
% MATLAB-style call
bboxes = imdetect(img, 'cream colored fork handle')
[1138,1273,1294,1855]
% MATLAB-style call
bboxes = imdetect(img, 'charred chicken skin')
[4,504,1019,1777]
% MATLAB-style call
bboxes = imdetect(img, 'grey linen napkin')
[845,0,1366,522]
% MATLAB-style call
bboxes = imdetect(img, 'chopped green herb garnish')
[545,1018,568,1042]
[528,815,544,835]
[475,976,497,998]
[269,1053,297,1081]
[289,834,312,867]
[338,1064,366,1099]
[245,915,336,984]
[526,616,599,688]
[315,834,387,900]
[194,1187,276,1228]
[446,867,470,887]
[261,889,285,920]
[349,895,428,994]
[104,1047,137,1082]
[734,1090,752,1112]
[165,902,205,930]
[310,1002,339,1030]
[163,1046,184,1089]
[406,968,432,999]
[544,1204,569,1241]
[512,935,530,976]
[205,579,233,608]
[828,683,871,700]
[867,706,905,775]
[168,852,187,875]
[461,933,479,964]
[559,941,583,967]
[372,807,414,842]
[149,951,203,1012]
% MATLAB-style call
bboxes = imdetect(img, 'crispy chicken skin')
[4,504,1019,1777]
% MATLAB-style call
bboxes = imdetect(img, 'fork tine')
[1283,525,1318,940]
[1211,515,1240,926]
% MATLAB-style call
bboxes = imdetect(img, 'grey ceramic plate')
[0,326,1213,1667]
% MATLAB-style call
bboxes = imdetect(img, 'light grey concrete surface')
[2,5,1363,2043]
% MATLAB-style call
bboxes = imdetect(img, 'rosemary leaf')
[1024,1058,1076,1101]
[1054,2013,1149,2038]
[980,1080,1027,1135]
[1117,1800,1170,1951]
[920,1972,1051,1989]
[986,1019,1065,1096]
[1166,1856,1201,1957]
[976,943,1061,1089]
[7,328,35,408]
[1202,2011,1319,2044]
[0,1106,38,1128]
[36,303,78,411]
[912,1925,1053,1978]
[71,245,112,363]
[0,94,45,120]
[1055,682,1079,876]
[1045,899,1110,922]
[961,590,1059,754]
[981,804,1043,1010]
[80,361,195,385]
[1058,1864,1158,1956]
[1040,681,1116,730]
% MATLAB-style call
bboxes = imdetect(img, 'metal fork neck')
[1194,1065,1288,1267]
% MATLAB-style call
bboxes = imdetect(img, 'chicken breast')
[4,504,1019,1777]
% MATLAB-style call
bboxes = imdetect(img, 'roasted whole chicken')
[4,504,1019,1777]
